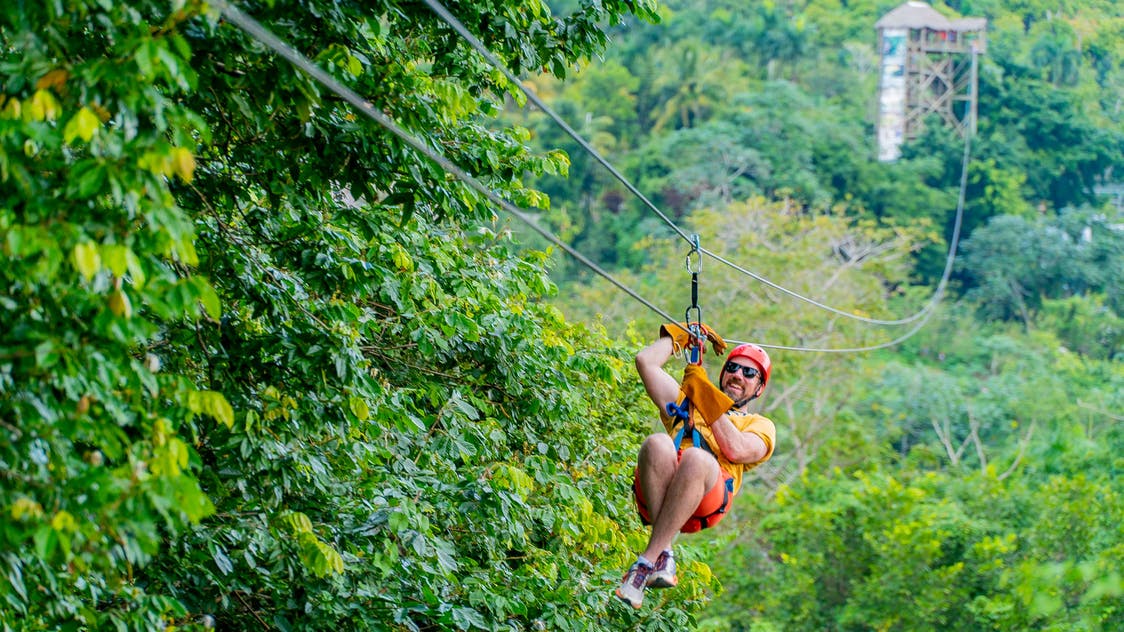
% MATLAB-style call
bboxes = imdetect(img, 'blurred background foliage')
[1,0,1122,630]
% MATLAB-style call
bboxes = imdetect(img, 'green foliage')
[711,463,1124,631]
[1,0,719,630]
[6,0,1123,629]
[528,0,1124,295]
[957,209,1123,328]
[636,83,838,210]
[1,2,220,628]
[977,70,1124,210]
[1038,295,1123,360]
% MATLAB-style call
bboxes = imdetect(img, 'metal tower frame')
[876,2,986,161]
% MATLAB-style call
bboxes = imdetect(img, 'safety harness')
[644,235,735,532]
[666,399,709,455]
[660,397,735,532]
[673,234,716,457]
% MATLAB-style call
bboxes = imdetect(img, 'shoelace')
[629,564,653,588]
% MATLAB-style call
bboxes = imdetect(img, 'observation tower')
[875,1,987,161]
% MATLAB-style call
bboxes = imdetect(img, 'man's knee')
[637,433,677,474]
[639,432,675,456]
[677,448,719,484]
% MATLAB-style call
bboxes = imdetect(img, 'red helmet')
[724,343,772,390]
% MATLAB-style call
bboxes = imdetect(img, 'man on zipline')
[615,323,776,608]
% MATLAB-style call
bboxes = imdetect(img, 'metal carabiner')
[684,312,703,365]
[684,234,703,365]
[684,234,702,275]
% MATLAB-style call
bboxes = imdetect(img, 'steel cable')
[213,0,974,353]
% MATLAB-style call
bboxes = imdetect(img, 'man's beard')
[723,383,753,409]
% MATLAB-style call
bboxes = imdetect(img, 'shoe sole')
[614,588,643,609]
[647,576,678,589]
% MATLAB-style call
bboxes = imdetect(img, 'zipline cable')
[420,0,966,328]
[728,92,975,352]
[419,0,694,246]
[213,0,970,354]
[213,0,681,327]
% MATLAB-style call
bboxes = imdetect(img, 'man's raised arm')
[635,335,681,410]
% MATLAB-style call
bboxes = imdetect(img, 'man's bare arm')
[707,416,769,464]
[634,336,681,409]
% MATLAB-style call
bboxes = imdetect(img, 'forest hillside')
[521,0,1123,629]
[1,0,1121,631]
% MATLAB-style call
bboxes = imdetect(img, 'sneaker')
[614,562,653,609]
[647,550,677,588]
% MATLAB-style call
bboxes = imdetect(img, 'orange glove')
[659,322,727,356]
[680,364,734,426]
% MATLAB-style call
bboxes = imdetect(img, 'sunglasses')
[723,361,760,380]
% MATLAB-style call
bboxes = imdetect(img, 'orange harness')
[632,453,734,534]
[632,397,735,533]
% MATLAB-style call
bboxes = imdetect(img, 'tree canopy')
[0,1,725,629]
[3,0,1123,630]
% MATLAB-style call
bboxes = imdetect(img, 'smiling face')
[720,360,763,409]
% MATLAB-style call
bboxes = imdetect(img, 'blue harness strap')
[665,399,712,455]
[643,398,730,533]
[665,400,690,423]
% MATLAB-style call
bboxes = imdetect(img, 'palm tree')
[644,39,745,132]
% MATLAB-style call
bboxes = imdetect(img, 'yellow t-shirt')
[659,395,776,497]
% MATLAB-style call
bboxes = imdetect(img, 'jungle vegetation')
[0,0,1120,630]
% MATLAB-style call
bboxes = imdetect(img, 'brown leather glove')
[659,322,727,356]
[680,364,734,427]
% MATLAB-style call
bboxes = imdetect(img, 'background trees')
[957,209,1124,329]
[523,0,1124,286]
[1,1,720,629]
[528,0,1123,629]
[3,0,1122,629]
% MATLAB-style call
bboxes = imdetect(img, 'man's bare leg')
[641,448,718,561]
